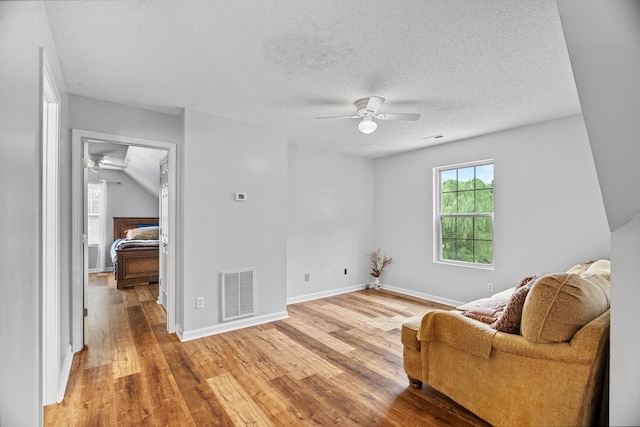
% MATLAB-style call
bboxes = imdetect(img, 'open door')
[158,156,169,310]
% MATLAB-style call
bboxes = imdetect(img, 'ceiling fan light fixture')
[358,117,377,134]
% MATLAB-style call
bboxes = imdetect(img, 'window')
[87,182,102,246]
[434,160,494,268]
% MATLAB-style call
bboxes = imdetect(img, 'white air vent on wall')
[221,269,255,321]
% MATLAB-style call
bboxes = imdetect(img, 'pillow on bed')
[125,227,159,240]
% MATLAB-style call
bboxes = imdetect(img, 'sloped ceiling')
[558,0,640,232]
[88,142,166,196]
[45,0,581,158]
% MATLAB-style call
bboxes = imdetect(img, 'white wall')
[181,109,288,338]
[558,1,640,423]
[88,168,160,270]
[610,217,640,423]
[287,145,375,302]
[375,115,610,304]
[0,1,68,425]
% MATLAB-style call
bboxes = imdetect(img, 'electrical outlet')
[196,296,204,309]
[304,273,310,282]
[487,282,494,292]
[325,270,331,278]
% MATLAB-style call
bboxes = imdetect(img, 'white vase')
[374,276,380,289]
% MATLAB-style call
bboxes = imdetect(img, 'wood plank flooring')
[44,273,490,426]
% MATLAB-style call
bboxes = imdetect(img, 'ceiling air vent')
[221,269,255,321]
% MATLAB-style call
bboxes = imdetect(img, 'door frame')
[41,50,61,405]
[71,129,178,352]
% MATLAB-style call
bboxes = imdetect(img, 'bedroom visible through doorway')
[71,129,178,354]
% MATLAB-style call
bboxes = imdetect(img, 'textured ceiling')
[45,0,581,158]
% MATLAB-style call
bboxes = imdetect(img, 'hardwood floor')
[44,274,490,426]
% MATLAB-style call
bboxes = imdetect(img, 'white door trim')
[71,129,178,352]
[41,50,61,405]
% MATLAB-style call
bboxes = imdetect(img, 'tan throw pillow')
[521,273,610,343]
[491,276,538,334]
[463,298,507,324]
[125,227,159,240]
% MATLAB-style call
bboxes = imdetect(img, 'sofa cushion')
[462,298,507,324]
[456,287,516,312]
[456,297,492,312]
[491,276,537,334]
[521,273,610,343]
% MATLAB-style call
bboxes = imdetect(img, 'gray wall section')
[0,2,70,426]
[287,145,375,300]
[182,109,288,333]
[558,1,640,423]
[374,115,610,304]
[88,168,160,270]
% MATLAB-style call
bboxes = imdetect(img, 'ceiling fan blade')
[315,115,359,119]
[377,113,421,121]
[98,156,128,170]
[99,163,127,170]
[365,96,385,113]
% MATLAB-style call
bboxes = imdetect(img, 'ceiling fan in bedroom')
[85,155,128,172]
[316,96,421,134]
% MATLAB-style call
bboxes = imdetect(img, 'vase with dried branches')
[368,249,393,289]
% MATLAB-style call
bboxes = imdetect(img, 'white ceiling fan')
[85,155,128,171]
[316,96,421,134]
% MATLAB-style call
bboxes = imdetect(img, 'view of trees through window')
[438,163,494,265]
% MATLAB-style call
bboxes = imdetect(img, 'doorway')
[71,129,178,353]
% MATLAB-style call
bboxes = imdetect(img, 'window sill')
[434,259,495,271]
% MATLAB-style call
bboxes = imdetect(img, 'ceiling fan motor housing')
[355,97,383,116]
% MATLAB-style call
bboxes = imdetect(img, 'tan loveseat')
[401,261,611,426]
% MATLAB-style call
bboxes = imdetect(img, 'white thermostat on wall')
[235,192,247,201]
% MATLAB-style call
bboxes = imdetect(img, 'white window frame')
[433,159,494,270]
[87,182,101,247]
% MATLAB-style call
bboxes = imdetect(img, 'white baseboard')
[380,283,464,307]
[177,310,290,342]
[88,267,114,274]
[287,284,367,305]
[57,344,74,403]
[287,283,463,307]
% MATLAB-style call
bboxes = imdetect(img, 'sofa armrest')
[418,309,609,364]
[418,310,497,358]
